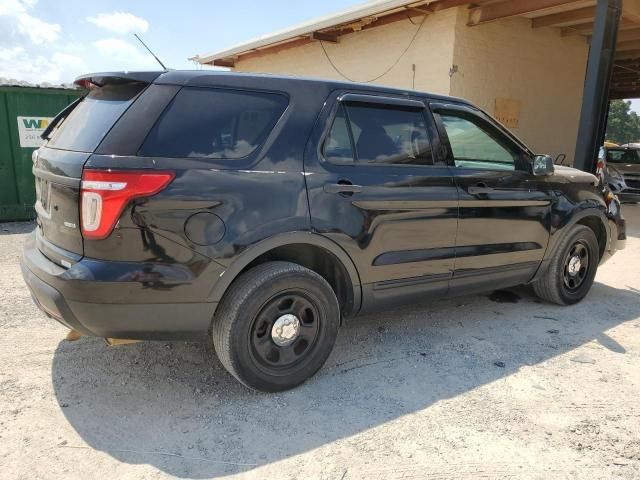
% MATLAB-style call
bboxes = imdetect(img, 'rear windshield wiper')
[40,96,85,140]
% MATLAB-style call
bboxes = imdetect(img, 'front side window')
[140,87,288,159]
[322,101,433,166]
[440,113,517,171]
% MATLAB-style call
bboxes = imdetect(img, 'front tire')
[533,225,599,305]
[212,261,340,392]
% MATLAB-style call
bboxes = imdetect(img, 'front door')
[431,103,552,295]
[304,92,458,313]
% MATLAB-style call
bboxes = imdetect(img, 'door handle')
[324,181,363,195]
[468,183,495,195]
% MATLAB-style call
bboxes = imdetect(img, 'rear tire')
[533,225,599,305]
[212,261,340,392]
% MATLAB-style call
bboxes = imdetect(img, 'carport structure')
[195,0,640,173]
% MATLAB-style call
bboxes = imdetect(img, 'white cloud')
[0,46,86,83]
[0,1,89,83]
[0,0,31,16]
[16,12,60,44]
[86,12,149,35]
[93,38,156,68]
[0,0,61,44]
[0,46,87,83]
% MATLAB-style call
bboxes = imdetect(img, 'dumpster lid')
[74,71,165,88]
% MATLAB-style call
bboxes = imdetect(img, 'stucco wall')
[234,8,458,95]
[449,9,589,164]
[233,6,589,164]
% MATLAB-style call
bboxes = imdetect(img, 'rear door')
[304,92,458,313]
[431,103,551,294]
[33,79,149,267]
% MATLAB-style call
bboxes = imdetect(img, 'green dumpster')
[0,84,83,221]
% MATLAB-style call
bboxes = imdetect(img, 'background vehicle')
[21,71,626,391]
[601,145,640,203]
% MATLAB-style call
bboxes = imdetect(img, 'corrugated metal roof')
[191,0,438,65]
[0,78,79,89]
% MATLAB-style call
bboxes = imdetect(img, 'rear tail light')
[80,169,175,240]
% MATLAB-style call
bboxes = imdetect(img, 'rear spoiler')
[73,71,165,88]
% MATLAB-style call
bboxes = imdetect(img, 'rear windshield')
[139,87,288,159]
[607,149,640,164]
[47,83,145,153]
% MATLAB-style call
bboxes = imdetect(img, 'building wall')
[234,6,589,164]
[234,8,459,95]
[449,9,589,164]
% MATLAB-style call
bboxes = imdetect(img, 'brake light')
[80,169,175,240]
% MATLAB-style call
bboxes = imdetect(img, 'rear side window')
[322,101,433,165]
[322,105,354,164]
[140,87,288,159]
[47,83,145,153]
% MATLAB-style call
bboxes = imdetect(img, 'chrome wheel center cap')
[568,256,581,276]
[271,314,300,347]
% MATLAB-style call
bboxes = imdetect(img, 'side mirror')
[532,154,555,176]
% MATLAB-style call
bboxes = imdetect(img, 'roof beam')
[213,58,235,68]
[622,0,640,24]
[431,0,475,11]
[612,70,640,78]
[615,48,640,60]
[562,17,634,36]
[615,39,640,51]
[468,0,580,26]
[614,58,640,66]
[405,4,433,15]
[614,27,640,42]
[310,32,340,43]
[532,6,596,28]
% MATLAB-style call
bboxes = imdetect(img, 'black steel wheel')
[249,291,321,374]
[212,261,340,392]
[562,240,590,291]
[533,225,599,305]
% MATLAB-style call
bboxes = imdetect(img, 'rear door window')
[322,101,433,166]
[322,105,355,164]
[139,87,288,159]
[47,83,145,153]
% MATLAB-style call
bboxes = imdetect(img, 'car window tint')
[140,87,287,159]
[47,83,145,153]
[440,114,517,170]
[322,105,355,164]
[607,149,640,164]
[344,103,433,165]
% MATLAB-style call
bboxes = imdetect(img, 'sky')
[0,0,363,84]
[1,0,639,114]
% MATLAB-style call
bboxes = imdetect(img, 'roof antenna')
[134,33,167,70]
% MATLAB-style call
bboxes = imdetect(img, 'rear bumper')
[21,232,218,340]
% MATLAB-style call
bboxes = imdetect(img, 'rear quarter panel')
[84,80,330,274]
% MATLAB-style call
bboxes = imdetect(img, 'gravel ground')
[0,206,639,480]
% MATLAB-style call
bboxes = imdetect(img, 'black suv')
[22,71,626,391]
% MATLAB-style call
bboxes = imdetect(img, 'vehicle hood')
[553,165,598,185]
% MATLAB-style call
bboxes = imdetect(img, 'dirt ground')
[0,206,639,480]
